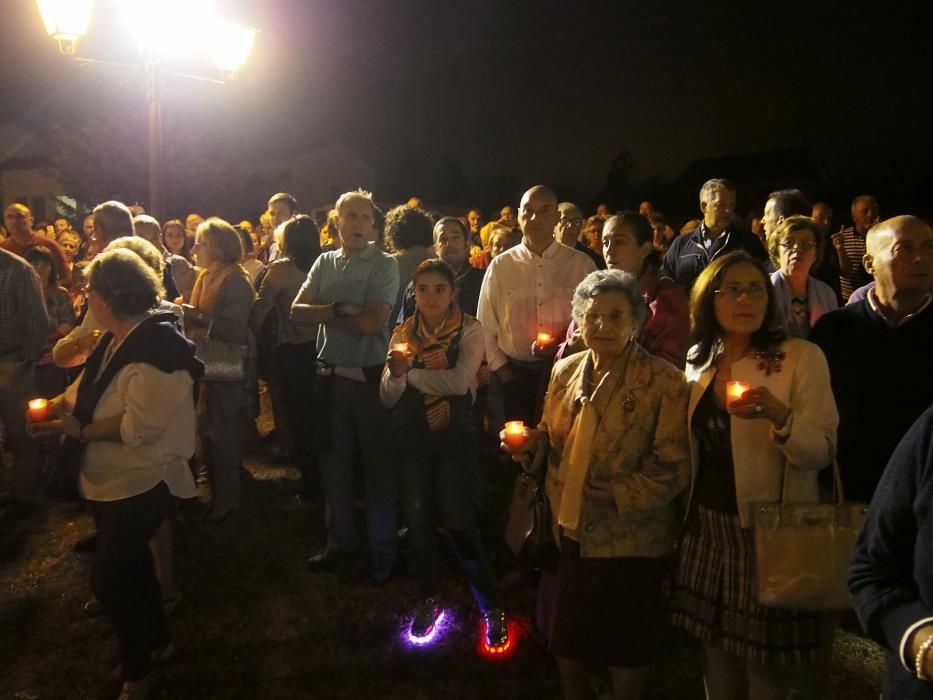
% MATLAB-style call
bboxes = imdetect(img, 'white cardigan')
[685,337,838,527]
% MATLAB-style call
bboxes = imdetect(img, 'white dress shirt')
[63,361,197,502]
[477,241,596,371]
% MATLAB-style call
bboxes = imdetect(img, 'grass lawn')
[0,434,886,699]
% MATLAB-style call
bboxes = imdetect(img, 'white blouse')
[63,361,197,502]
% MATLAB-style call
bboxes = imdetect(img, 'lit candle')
[726,381,750,409]
[27,398,49,423]
[536,332,553,347]
[392,342,409,355]
[503,420,526,448]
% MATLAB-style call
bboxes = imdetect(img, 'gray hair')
[571,269,646,328]
[699,178,736,204]
[335,188,374,215]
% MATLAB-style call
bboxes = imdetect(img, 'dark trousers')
[397,429,501,612]
[276,342,320,496]
[91,482,173,681]
[490,360,550,427]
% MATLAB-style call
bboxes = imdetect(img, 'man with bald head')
[2,203,69,281]
[478,186,596,424]
[555,201,605,269]
[810,215,933,502]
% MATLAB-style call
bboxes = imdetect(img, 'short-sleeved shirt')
[295,243,399,368]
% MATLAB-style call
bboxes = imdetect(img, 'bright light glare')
[207,18,257,74]
[116,0,212,56]
[37,0,94,42]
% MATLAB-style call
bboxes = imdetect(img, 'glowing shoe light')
[407,610,446,646]
[479,619,514,658]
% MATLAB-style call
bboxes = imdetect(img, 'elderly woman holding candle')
[669,251,838,699]
[503,268,690,700]
[27,248,202,700]
[768,215,838,338]
[381,259,506,649]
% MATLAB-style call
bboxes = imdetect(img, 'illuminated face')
[602,220,650,275]
[467,210,482,232]
[83,215,95,239]
[555,204,583,246]
[59,233,81,261]
[490,231,512,258]
[851,198,879,233]
[761,198,781,241]
[867,221,933,296]
[337,198,374,253]
[54,218,70,235]
[596,204,611,218]
[163,225,187,255]
[639,201,653,217]
[434,221,468,269]
[269,200,294,228]
[777,227,819,278]
[579,291,636,357]
[518,190,559,245]
[713,263,769,337]
[4,205,33,237]
[700,187,736,233]
[193,231,217,267]
[413,271,456,320]
[499,206,514,222]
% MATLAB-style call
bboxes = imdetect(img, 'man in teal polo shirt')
[292,189,400,582]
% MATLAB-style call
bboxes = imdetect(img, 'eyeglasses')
[715,282,768,301]
[779,240,818,251]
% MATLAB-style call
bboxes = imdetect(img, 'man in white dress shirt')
[477,185,596,424]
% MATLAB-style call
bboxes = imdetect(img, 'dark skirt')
[669,506,822,666]
[550,537,668,668]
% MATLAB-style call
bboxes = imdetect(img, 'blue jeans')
[320,376,397,560]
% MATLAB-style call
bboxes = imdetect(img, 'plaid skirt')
[669,506,821,666]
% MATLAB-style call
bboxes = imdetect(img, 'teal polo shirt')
[295,244,399,368]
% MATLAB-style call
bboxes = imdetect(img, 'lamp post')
[35,0,256,219]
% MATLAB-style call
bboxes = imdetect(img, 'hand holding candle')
[533,331,557,357]
[725,381,750,410]
[503,420,526,448]
[27,398,49,423]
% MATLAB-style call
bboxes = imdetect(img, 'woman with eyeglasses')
[669,251,839,699]
[768,216,839,338]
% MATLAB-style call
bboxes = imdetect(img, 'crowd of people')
[0,177,932,700]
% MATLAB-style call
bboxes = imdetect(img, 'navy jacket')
[850,403,933,699]
[661,224,768,290]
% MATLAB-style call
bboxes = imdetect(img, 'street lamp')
[35,0,257,218]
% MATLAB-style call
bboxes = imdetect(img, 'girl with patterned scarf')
[380,259,508,650]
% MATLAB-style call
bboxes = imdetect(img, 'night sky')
[1,0,930,216]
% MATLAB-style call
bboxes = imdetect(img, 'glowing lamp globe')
[207,19,257,76]
[37,0,94,55]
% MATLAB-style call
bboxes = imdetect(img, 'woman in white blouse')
[380,259,506,650]
[29,249,203,700]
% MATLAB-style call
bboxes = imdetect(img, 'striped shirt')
[837,226,872,300]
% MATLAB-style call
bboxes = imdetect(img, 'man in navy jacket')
[661,178,768,290]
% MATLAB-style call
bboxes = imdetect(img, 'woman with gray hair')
[503,269,691,699]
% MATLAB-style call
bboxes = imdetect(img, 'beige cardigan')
[684,337,839,527]
[540,343,691,558]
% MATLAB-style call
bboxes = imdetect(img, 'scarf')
[188,264,247,341]
[396,307,464,431]
[556,346,631,534]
